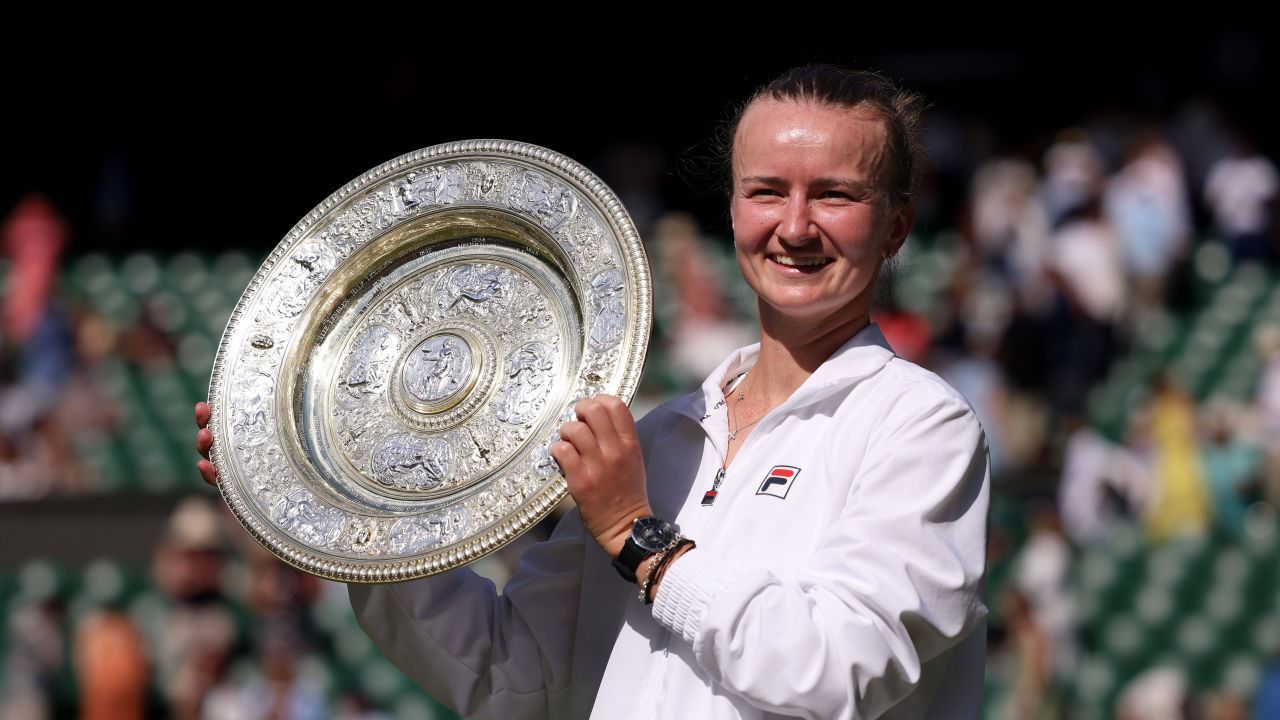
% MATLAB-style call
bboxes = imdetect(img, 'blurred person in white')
[1115,666,1189,720]
[959,156,1055,477]
[1038,129,1106,230]
[1044,197,1126,425]
[969,157,1052,300]
[1008,503,1077,695]
[1040,131,1125,346]
[1204,131,1278,263]
[1057,413,1152,545]
[1048,198,1127,329]
[198,63,992,719]
[1104,127,1193,325]
[152,496,239,720]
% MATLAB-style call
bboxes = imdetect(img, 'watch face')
[633,516,676,553]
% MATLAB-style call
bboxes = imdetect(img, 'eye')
[821,190,853,200]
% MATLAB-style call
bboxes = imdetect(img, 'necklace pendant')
[727,430,737,442]
[702,468,726,507]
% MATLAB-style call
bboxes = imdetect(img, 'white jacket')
[348,322,991,719]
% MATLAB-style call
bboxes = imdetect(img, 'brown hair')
[719,63,930,210]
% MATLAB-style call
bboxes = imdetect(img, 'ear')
[882,200,915,259]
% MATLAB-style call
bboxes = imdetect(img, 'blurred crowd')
[1,495,458,719]
[1,92,1278,718]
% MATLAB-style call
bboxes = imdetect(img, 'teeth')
[772,255,831,267]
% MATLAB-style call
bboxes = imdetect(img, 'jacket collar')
[663,322,897,424]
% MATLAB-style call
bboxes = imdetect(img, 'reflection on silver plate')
[207,140,650,583]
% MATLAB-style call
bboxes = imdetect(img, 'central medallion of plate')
[302,244,581,506]
[402,333,475,406]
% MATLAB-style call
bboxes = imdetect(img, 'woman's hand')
[550,395,651,559]
[194,401,218,486]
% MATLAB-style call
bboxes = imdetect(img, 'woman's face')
[729,100,912,328]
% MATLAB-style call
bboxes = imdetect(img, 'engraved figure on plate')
[230,369,275,447]
[402,334,472,403]
[507,170,578,231]
[267,486,346,547]
[436,264,511,317]
[391,165,464,214]
[265,241,338,318]
[588,269,627,349]
[494,342,556,425]
[386,507,468,554]
[341,324,401,402]
[371,435,454,491]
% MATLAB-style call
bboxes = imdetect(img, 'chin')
[761,300,855,325]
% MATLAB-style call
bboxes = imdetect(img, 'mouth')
[769,254,832,269]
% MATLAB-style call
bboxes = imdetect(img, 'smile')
[769,254,832,267]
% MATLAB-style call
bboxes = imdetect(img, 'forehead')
[732,100,890,182]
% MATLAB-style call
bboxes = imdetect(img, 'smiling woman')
[197,63,990,720]
[729,99,914,341]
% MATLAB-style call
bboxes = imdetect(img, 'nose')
[778,195,817,246]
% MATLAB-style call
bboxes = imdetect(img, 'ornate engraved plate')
[208,141,650,583]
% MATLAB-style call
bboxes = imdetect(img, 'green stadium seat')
[1073,656,1117,708]
[120,253,163,296]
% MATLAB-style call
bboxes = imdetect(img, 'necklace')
[727,373,762,442]
[702,370,757,507]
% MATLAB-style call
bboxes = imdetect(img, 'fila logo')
[756,465,801,499]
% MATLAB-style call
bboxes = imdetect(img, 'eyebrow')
[739,176,877,194]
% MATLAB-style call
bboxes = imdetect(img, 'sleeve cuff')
[651,549,746,645]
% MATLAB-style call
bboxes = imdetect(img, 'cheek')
[729,207,773,249]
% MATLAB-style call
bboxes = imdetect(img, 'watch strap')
[611,536,650,584]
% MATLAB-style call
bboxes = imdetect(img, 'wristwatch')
[611,516,680,583]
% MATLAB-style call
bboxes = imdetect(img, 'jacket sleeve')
[347,506,588,720]
[651,382,991,720]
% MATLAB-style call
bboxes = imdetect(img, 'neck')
[747,304,872,405]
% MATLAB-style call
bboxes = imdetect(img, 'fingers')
[197,459,218,486]
[573,397,621,449]
[549,440,583,479]
[598,395,637,445]
[195,401,217,486]
[557,420,601,465]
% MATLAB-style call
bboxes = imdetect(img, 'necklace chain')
[702,370,758,507]
[727,372,761,442]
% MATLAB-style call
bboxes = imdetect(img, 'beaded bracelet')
[642,538,696,605]
[638,535,680,604]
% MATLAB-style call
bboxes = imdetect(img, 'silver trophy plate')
[208,140,650,583]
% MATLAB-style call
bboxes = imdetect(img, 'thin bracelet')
[644,538,695,605]
[639,535,683,603]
